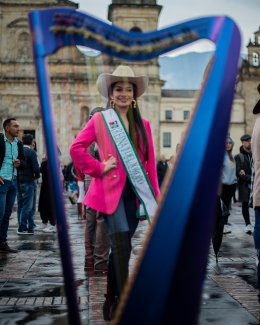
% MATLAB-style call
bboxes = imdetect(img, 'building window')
[163,132,171,148]
[18,32,32,59]
[130,27,142,33]
[183,110,190,120]
[19,130,35,140]
[165,110,172,120]
[258,36,260,44]
[80,106,89,127]
[253,52,259,66]
[23,130,35,138]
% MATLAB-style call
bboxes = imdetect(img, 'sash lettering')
[102,109,157,221]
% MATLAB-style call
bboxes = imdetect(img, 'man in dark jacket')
[17,134,40,235]
[157,155,168,188]
[235,134,253,233]
[0,118,26,252]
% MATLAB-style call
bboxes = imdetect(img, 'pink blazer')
[70,112,160,215]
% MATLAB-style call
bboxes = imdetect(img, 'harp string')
[67,41,113,311]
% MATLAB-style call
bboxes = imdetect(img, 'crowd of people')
[220,133,253,234]
[0,66,260,318]
[0,122,63,239]
[158,133,255,236]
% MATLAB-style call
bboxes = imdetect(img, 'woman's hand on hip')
[103,155,117,174]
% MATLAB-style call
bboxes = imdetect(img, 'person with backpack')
[17,134,40,235]
[235,134,253,233]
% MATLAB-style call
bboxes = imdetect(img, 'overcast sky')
[75,0,260,56]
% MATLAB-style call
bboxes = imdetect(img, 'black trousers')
[40,211,56,226]
[242,202,250,226]
[221,183,236,224]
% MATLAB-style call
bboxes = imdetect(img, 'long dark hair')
[226,140,234,162]
[106,82,149,160]
[33,139,37,152]
[227,150,234,162]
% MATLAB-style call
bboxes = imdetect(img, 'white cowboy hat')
[96,65,149,99]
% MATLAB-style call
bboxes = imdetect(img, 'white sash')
[102,109,157,222]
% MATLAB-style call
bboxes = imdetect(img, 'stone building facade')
[0,0,165,163]
[0,0,90,163]
[159,24,260,159]
[107,0,164,155]
[237,27,260,135]
[1,0,257,163]
[160,90,245,158]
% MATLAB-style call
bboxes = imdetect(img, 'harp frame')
[28,8,241,325]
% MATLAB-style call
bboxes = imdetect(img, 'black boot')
[103,252,116,321]
[103,231,131,321]
[77,202,82,219]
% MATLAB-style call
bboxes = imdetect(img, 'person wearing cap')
[17,133,40,235]
[251,83,260,301]
[70,65,160,320]
[221,136,237,234]
[235,134,253,233]
[83,107,110,274]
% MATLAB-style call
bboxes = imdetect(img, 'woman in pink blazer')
[70,65,159,321]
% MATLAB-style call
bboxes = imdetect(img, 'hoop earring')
[110,99,115,108]
[132,100,137,108]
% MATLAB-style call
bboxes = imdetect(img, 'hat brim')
[253,99,260,115]
[96,74,149,99]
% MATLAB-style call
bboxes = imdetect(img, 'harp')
[28,8,241,325]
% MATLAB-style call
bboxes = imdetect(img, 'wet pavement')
[199,204,260,325]
[0,191,260,324]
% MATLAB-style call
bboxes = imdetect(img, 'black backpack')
[237,153,244,169]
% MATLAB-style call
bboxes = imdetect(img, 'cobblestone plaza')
[0,197,259,324]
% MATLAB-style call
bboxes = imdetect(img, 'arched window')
[80,106,89,127]
[18,32,32,59]
[253,52,259,66]
[130,27,142,33]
